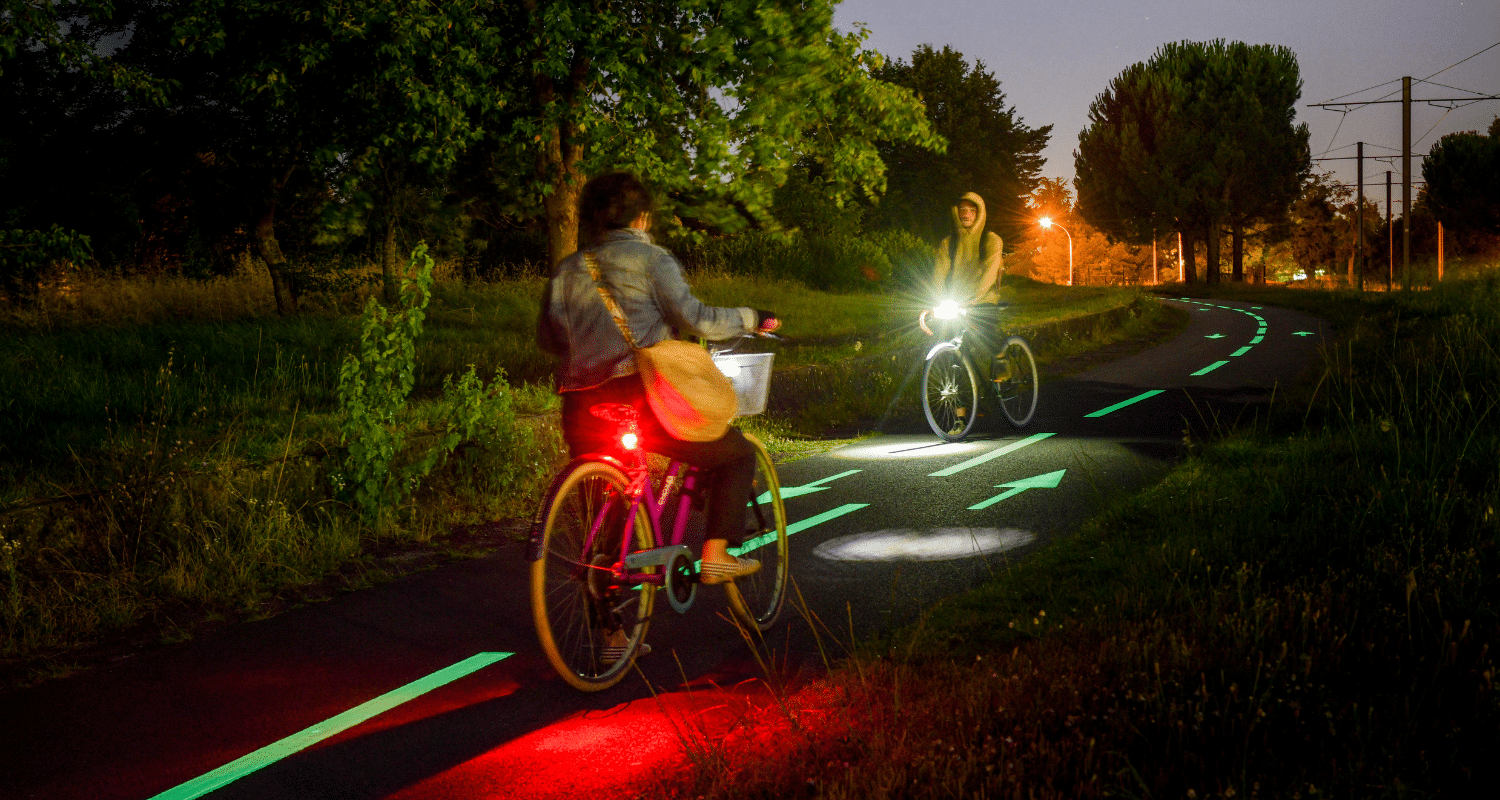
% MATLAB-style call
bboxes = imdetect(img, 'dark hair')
[579,172,657,246]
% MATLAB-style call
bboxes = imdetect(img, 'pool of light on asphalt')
[813,527,1035,562]
[830,439,988,461]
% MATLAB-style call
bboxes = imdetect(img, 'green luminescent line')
[1231,346,1252,357]
[1257,327,1267,335]
[1204,333,1226,339]
[1251,306,1262,309]
[1191,360,1230,376]
[152,652,512,800]
[1293,331,1316,336]
[1085,390,1164,418]
[728,503,869,558]
[928,432,1057,478]
[1250,335,1264,344]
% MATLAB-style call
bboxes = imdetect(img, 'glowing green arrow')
[1204,333,1226,339]
[756,469,861,504]
[968,469,1067,510]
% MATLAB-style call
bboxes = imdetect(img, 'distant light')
[1038,217,1053,229]
[813,528,1035,562]
[620,432,639,450]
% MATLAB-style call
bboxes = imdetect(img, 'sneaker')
[699,555,761,585]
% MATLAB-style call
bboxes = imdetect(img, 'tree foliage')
[871,44,1051,246]
[478,1,940,266]
[3,0,944,286]
[1422,121,1500,235]
[1075,40,1309,282]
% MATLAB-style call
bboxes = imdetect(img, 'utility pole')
[1356,141,1364,291]
[1177,231,1184,282]
[1386,170,1393,291]
[1152,237,1158,285]
[1438,222,1445,281]
[1402,76,1411,291]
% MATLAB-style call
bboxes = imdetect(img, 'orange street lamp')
[1038,217,1073,286]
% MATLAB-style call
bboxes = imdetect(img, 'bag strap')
[582,251,639,349]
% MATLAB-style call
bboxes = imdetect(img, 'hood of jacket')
[950,191,989,270]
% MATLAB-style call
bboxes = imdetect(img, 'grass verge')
[658,273,1500,798]
[0,267,1148,688]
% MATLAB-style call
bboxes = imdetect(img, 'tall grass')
[661,274,1500,798]
[0,254,1152,681]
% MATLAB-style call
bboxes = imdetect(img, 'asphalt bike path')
[0,298,1329,800]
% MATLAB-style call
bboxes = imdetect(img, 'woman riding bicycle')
[538,171,779,585]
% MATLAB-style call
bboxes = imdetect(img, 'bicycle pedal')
[623,544,692,570]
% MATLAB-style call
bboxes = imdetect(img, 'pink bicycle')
[527,347,788,691]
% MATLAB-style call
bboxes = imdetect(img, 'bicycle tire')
[923,344,980,441]
[724,433,789,632]
[531,459,656,692]
[994,336,1039,428]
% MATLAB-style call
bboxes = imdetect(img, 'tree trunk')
[1205,220,1221,285]
[1182,229,1197,283]
[255,207,298,316]
[1231,222,1245,282]
[381,219,399,304]
[543,157,584,268]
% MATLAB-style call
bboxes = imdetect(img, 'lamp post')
[1038,217,1073,286]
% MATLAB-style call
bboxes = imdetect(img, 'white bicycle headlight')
[934,300,962,320]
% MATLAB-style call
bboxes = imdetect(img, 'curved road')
[0,297,1329,800]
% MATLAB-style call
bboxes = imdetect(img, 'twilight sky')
[832,0,1500,216]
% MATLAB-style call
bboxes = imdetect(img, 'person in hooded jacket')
[931,191,1009,386]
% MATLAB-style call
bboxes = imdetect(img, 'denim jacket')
[539,228,756,391]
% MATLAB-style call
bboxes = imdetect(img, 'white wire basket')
[712,352,775,417]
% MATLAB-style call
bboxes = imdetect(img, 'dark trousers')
[561,374,756,547]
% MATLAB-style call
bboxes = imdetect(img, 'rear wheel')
[923,344,979,441]
[530,460,656,691]
[993,336,1038,428]
[724,434,789,631]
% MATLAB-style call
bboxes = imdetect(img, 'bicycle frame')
[579,449,700,588]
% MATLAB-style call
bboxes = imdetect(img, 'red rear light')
[620,432,639,450]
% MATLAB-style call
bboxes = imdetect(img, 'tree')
[1422,120,1500,235]
[871,44,1051,246]
[481,1,940,268]
[1075,40,1309,284]
[164,0,510,312]
[1288,172,1346,278]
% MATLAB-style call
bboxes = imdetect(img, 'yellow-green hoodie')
[933,191,1004,304]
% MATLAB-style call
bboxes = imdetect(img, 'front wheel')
[994,336,1039,428]
[530,459,656,692]
[724,434,789,632]
[923,344,980,441]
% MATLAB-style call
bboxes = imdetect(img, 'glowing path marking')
[1191,360,1230,376]
[1293,331,1316,336]
[151,652,512,800]
[928,432,1056,478]
[758,469,861,504]
[1231,346,1252,357]
[968,469,1067,510]
[731,503,868,557]
[1204,333,1226,339]
[1250,335,1264,344]
[1085,390,1164,418]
